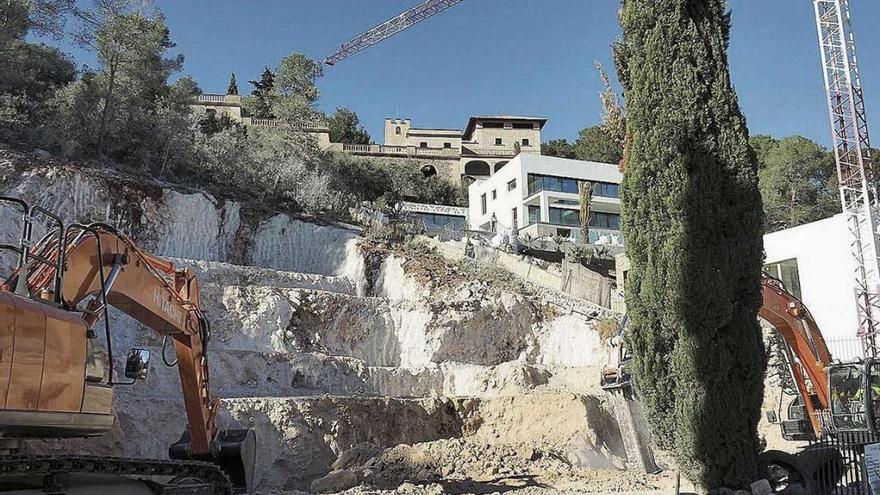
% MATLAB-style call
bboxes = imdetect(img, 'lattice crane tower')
[814,0,880,357]
[324,0,465,65]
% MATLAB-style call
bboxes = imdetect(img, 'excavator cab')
[827,362,869,432]
[825,359,880,434]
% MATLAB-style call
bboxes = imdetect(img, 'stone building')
[191,94,549,185]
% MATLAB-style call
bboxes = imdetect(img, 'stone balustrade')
[196,94,241,105]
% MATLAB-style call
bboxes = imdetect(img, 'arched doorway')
[464,160,491,177]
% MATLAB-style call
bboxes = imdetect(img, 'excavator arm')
[759,275,833,437]
[1,210,255,492]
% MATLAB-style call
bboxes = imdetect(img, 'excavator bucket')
[169,428,257,494]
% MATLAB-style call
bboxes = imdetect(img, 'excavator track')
[0,455,234,494]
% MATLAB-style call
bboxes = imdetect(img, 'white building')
[467,153,623,245]
[763,213,861,353]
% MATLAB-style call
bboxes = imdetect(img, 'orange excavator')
[602,274,880,493]
[0,197,256,494]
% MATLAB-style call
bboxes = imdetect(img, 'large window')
[527,174,620,199]
[589,212,621,230]
[592,182,620,198]
[528,205,540,224]
[513,122,534,129]
[483,122,504,129]
[549,207,580,226]
[765,258,802,299]
[416,213,466,232]
[528,174,579,195]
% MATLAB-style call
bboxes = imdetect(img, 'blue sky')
[48,1,880,147]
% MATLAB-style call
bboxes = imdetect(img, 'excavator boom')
[0,197,255,493]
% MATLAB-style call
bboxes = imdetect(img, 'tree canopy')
[541,139,576,159]
[328,107,370,144]
[755,135,838,232]
[574,125,623,164]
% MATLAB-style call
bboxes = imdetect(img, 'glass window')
[527,174,611,196]
[764,258,802,300]
[549,208,580,226]
[593,182,620,198]
[480,194,487,214]
[483,122,504,129]
[830,364,868,431]
[528,206,540,224]
[870,362,880,432]
[589,212,621,230]
[495,137,503,146]
[420,142,428,148]
[395,126,401,135]
[522,138,530,146]
[561,178,579,194]
[507,179,516,191]
[444,142,451,148]
[491,190,497,200]
[416,213,466,232]
[513,122,534,129]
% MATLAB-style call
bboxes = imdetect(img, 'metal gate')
[809,431,880,495]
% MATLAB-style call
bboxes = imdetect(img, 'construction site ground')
[0,153,733,494]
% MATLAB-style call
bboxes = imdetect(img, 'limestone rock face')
[5,154,647,492]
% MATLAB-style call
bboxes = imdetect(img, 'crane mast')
[814,0,880,358]
[324,0,465,65]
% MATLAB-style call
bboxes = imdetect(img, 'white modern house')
[763,213,861,353]
[467,153,623,245]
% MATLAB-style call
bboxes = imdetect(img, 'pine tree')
[617,0,765,489]
[248,67,275,119]
[227,72,238,95]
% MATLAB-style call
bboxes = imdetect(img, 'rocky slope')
[1,151,674,493]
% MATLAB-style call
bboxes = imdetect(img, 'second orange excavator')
[0,196,256,494]
[602,274,880,494]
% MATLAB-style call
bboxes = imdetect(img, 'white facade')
[467,154,623,245]
[763,214,860,350]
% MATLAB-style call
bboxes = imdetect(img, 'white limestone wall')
[0,164,364,280]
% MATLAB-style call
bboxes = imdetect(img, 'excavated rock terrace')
[0,152,685,494]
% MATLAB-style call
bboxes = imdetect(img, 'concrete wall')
[764,214,858,343]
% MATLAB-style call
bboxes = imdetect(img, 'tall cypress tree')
[617,0,765,489]
[227,72,238,95]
